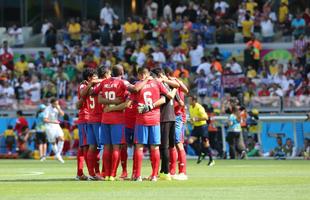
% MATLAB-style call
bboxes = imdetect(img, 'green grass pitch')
[0,159,309,200]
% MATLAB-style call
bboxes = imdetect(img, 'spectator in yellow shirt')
[123,17,138,41]
[3,125,16,155]
[188,96,215,166]
[246,0,258,16]
[15,54,28,77]
[68,18,81,46]
[269,59,278,76]
[278,2,289,23]
[62,126,72,155]
[72,126,79,150]
[242,14,254,42]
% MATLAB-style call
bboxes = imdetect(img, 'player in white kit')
[43,98,65,163]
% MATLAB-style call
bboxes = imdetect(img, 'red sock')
[87,150,96,177]
[103,148,112,177]
[83,147,93,176]
[77,148,84,176]
[150,148,160,177]
[120,145,128,173]
[178,148,187,174]
[111,148,120,177]
[135,148,143,178]
[169,147,177,175]
[101,153,105,177]
[131,149,136,178]
[95,149,100,174]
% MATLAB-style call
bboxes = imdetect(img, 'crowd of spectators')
[0,1,309,111]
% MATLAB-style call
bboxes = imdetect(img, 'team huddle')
[75,65,188,181]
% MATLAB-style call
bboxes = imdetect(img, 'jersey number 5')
[89,96,95,109]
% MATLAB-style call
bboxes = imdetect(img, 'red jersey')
[77,83,89,123]
[174,88,187,123]
[125,93,138,129]
[87,83,103,123]
[14,117,28,135]
[135,80,169,126]
[174,88,184,116]
[100,77,128,124]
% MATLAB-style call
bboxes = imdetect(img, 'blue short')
[101,124,125,145]
[125,128,134,145]
[175,115,184,144]
[134,125,161,145]
[78,123,88,147]
[86,123,101,145]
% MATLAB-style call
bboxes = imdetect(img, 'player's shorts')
[101,124,125,145]
[160,121,175,148]
[45,124,64,143]
[191,125,209,140]
[86,123,101,145]
[125,127,134,145]
[175,115,184,144]
[134,125,160,145]
[78,123,88,147]
[35,131,47,144]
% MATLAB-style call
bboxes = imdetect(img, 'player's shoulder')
[79,82,87,90]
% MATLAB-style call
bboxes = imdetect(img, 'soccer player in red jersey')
[85,67,111,180]
[103,75,151,180]
[151,68,182,181]
[98,65,150,181]
[75,68,97,180]
[171,79,189,180]
[163,67,189,180]
[98,65,129,181]
[133,67,177,181]
[119,88,136,180]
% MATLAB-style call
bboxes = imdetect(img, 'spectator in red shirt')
[285,61,297,77]
[14,110,29,136]
[258,84,270,96]
[0,41,14,71]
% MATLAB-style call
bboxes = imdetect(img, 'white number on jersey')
[143,91,153,106]
[104,91,116,100]
[89,96,95,109]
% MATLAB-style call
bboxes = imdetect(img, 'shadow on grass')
[0,178,77,182]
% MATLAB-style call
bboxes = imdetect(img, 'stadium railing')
[250,96,282,113]
[283,96,310,112]
[213,114,308,157]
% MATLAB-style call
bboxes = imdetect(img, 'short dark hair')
[189,95,198,102]
[97,66,109,78]
[50,97,57,104]
[16,110,23,116]
[82,68,96,81]
[245,14,250,20]
[137,67,149,75]
[151,68,164,77]
[164,67,173,76]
